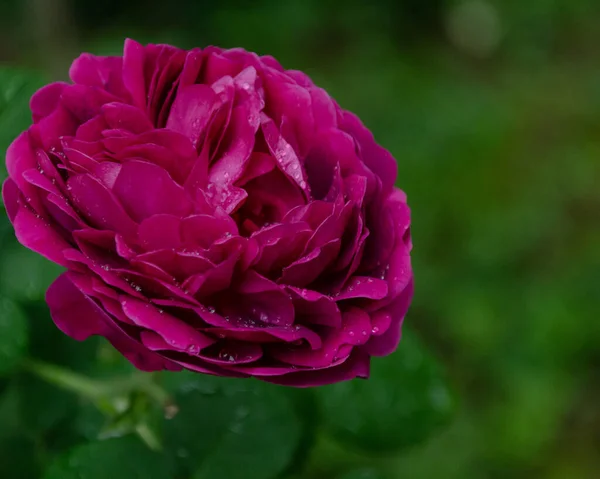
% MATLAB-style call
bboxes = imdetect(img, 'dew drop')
[218,350,237,362]
[230,422,243,434]
[177,448,189,458]
[372,326,380,334]
[235,406,249,419]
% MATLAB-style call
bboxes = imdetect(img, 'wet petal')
[335,276,388,301]
[167,84,218,149]
[287,286,342,327]
[120,296,215,352]
[138,214,182,251]
[68,174,138,237]
[46,272,107,340]
[280,239,340,287]
[262,351,370,387]
[30,82,68,122]
[112,160,193,221]
[363,279,413,356]
[11,202,71,266]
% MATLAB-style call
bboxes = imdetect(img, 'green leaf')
[338,469,386,479]
[15,300,98,434]
[43,435,173,479]
[0,297,28,377]
[0,431,40,479]
[317,329,454,454]
[163,373,302,479]
[0,384,40,478]
[0,244,63,302]
[0,68,44,163]
[280,388,320,477]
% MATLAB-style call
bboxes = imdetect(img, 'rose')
[3,39,413,386]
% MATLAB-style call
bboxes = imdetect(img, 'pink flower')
[3,39,412,386]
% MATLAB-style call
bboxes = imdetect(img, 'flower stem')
[22,358,107,400]
[135,422,162,451]
[21,359,173,409]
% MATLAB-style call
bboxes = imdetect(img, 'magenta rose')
[3,39,412,386]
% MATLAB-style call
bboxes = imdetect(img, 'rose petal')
[112,160,193,221]
[120,296,215,352]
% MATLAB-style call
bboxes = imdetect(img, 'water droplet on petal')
[218,350,238,362]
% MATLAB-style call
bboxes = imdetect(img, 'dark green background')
[0,0,598,478]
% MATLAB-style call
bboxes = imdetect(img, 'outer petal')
[339,110,398,195]
[262,350,370,387]
[46,273,179,371]
[30,82,68,122]
[10,201,71,267]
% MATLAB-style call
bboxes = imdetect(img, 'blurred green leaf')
[280,388,320,477]
[338,469,386,479]
[317,329,454,454]
[0,245,63,302]
[15,300,98,434]
[163,373,301,479]
[0,68,44,163]
[0,297,28,377]
[0,384,40,478]
[43,435,172,479]
[0,431,40,479]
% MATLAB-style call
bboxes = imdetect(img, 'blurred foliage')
[0,0,598,478]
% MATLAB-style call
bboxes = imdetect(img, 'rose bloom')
[3,40,412,386]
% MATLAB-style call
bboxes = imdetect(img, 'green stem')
[22,358,107,400]
[135,422,162,452]
[22,359,172,408]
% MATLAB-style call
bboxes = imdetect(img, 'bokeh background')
[0,1,599,478]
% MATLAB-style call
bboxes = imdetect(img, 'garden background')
[0,1,598,478]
